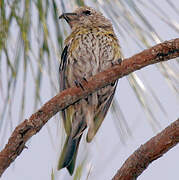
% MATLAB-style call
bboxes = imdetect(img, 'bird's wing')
[86,81,118,142]
[59,45,68,90]
[59,45,73,135]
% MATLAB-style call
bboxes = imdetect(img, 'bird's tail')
[58,134,82,175]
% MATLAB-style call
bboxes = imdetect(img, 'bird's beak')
[59,13,77,23]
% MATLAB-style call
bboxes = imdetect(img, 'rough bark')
[112,118,179,180]
[0,38,179,177]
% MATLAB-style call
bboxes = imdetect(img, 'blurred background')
[0,0,179,179]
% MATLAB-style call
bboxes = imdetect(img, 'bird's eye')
[82,10,91,16]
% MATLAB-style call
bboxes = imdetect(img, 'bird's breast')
[66,28,121,86]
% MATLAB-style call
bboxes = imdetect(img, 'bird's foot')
[82,77,88,83]
[118,58,122,64]
[74,80,84,90]
[111,58,122,67]
[74,77,88,90]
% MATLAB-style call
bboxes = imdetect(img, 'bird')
[58,6,122,175]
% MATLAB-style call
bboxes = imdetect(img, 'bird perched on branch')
[58,6,121,175]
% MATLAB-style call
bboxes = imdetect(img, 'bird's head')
[59,6,112,30]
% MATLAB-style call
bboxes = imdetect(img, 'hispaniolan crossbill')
[58,6,121,175]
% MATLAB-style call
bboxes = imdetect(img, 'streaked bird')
[58,6,121,175]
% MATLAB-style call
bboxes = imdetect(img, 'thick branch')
[112,118,179,180]
[0,38,179,177]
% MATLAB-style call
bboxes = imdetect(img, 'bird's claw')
[82,77,88,83]
[118,58,122,64]
[111,58,122,67]
[74,80,85,90]
[74,77,88,90]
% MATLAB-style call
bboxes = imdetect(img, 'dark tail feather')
[66,136,81,175]
[58,135,82,175]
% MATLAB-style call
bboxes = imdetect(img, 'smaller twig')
[112,118,179,180]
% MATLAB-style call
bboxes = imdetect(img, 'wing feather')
[59,45,72,135]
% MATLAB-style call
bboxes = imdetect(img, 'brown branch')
[112,118,179,180]
[0,38,179,177]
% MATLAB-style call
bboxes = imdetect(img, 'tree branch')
[112,118,179,180]
[0,38,179,177]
